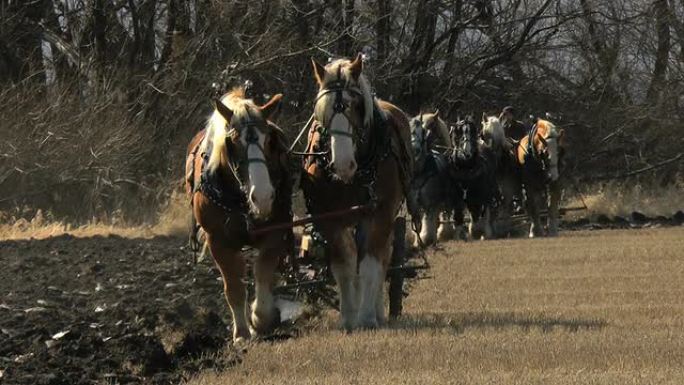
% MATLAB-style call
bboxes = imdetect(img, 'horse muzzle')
[331,159,357,184]
[249,186,275,219]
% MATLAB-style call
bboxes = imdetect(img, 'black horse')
[448,116,500,239]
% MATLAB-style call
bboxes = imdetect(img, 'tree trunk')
[340,0,355,56]
[647,0,671,102]
[442,0,463,77]
[90,0,107,67]
[375,0,391,66]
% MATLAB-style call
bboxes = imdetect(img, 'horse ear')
[558,128,565,141]
[482,112,487,123]
[349,53,363,80]
[433,109,440,118]
[213,99,233,121]
[311,57,326,86]
[260,93,283,120]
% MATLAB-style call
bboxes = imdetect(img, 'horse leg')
[525,187,543,238]
[451,191,467,241]
[359,222,392,329]
[328,228,358,331]
[206,235,251,342]
[483,206,493,239]
[498,175,517,237]
[467,203,482,240]
[437,210,456,241]
[251,246,280,335]
[373,242,391,327]
[420,208,438,246]
[547,180,562,237]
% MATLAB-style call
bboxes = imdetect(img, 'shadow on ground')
[391,311,607,334]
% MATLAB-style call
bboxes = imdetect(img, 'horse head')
[311,53,374,183]
[530,119,564,182]
[450,115,479,164]
[410,113,431,171]
[210,89,283,219]
[480,113,505,151]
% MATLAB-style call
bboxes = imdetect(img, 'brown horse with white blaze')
[301,54,413,330]
[185,88,293,343]
[515,118,565,237]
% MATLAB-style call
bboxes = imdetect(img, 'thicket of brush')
[1,0,682,224]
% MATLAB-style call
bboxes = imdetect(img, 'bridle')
[225,110,271,192]
[313,66,365,142]
[451,119,478,165]
[410,115,433,171]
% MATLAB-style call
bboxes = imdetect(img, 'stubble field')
[190,227,684,385]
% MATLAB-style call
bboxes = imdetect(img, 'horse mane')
[201,87,262,172]
[482,116,505,149]
[315,58,376,127]
[535,119,559,139]
[421,113,451,147]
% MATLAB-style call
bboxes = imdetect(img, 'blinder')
[313,76,364,140]
[225,112,272,191]
[309,72,371,175]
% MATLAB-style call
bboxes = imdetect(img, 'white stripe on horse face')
[330,114,357,183]
[245,131,274,219]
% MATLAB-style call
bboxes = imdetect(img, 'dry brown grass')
[189,227,684,385]
[568,180,684,218]
[0,191,189,240]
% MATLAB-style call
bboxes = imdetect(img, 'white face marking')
[243,129,274,218]
[328,105,357,183]
[462,126,472,156]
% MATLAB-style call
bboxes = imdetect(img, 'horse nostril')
[349,159,357,171]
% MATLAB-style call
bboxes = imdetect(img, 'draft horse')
[300,54,413,330]
[408,111,459,245]
[185,88,293,343]
[482,114,521,236]
[448,115,500,239]
[515,118,565,237]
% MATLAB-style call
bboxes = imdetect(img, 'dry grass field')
[189,227,684,385]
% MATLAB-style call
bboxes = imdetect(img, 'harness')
[525,123,539,161]
[519,122,556,186]
[306,75,392,213]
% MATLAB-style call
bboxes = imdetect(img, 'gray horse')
[408,112,460,245]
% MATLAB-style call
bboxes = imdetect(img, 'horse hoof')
[250,308,279,336]
[357,315,379,330]
[339,318,356,333]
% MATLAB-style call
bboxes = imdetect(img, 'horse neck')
[429,119,450,148]
[217,147,243,192]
